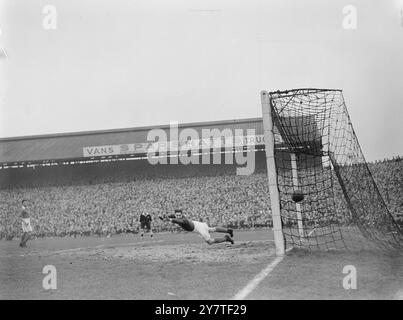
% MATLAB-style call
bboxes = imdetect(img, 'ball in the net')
[291,191,304,203]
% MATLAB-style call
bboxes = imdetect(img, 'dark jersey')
[180,219,194,232]
[140,214,152,223]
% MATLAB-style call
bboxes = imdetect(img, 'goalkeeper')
[159,210,234,245]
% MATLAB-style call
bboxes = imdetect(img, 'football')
[292,191,304,203]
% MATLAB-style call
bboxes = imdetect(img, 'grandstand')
[0,117,272,190]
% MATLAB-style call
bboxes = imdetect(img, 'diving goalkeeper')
[159,210,234,245]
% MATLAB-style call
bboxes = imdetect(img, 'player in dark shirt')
[140,213,153,237]
[20,199,33,247]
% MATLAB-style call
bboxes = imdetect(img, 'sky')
[0,0,402,161]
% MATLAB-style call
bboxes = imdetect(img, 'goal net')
[261,89,402,253]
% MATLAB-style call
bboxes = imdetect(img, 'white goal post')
[260,91,285,256]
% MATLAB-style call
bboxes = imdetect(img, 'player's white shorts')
[21,218,33,233]
[192,221,215,242]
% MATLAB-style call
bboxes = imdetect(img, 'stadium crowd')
[0,171,271,239]
[0,156,401,240]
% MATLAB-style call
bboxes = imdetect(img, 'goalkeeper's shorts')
[192,221,215,242]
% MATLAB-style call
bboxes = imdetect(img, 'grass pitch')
[1,229,402,300]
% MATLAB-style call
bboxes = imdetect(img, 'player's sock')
[215,227,232,234]
[225,234,234,244]
[20,233,27,246]
[20,238,27,247]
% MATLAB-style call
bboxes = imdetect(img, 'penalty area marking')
[0,239,165,258]
[232,247,292,300]
[51,239,165,255]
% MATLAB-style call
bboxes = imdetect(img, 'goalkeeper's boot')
[228,229,234,238]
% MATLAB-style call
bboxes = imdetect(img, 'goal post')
[260,91,285,256]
